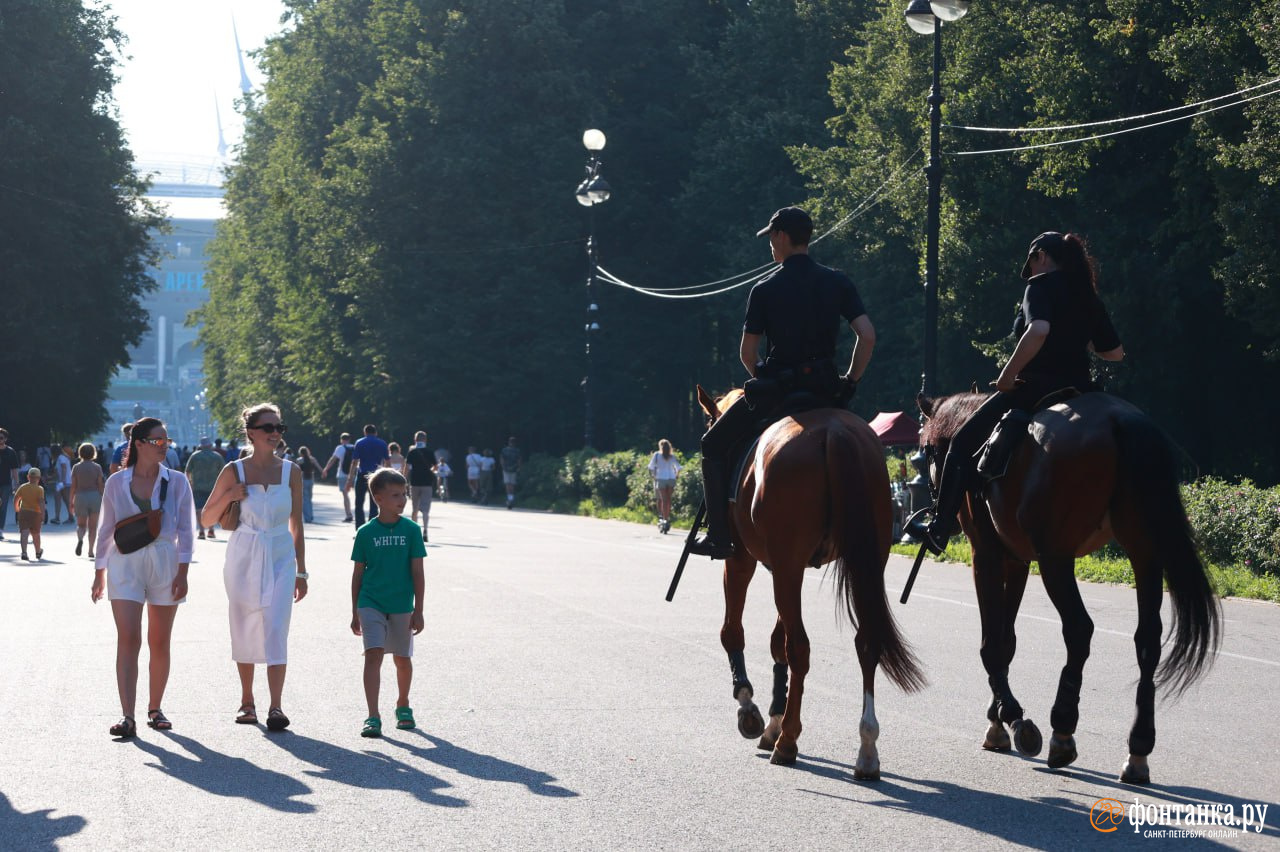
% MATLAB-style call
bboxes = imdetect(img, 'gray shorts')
[358,607,414,657]
[75,491,103,518]
[655,478,676,490]
[503,471,518,486]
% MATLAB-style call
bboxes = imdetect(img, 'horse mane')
[920,392,989,444]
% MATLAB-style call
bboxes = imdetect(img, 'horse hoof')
[737,704,765,740]
[1011,719,1043,757]
[982,722,1011,752]
[854,765,881,781]
[770,741,798,766]
[757,731,778,752]
[1046,733,1077,769]
[1121,758,1151,785]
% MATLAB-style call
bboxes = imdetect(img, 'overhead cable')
[597,147,925,301]
[947,85,1280,157]
[945,75,1280,134]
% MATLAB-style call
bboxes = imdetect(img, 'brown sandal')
[235,705,258,724]
[147,708,172,730]
[109,716,136,738]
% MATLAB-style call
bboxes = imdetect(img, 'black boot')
[688,456,735,559]
[903,451,967,556]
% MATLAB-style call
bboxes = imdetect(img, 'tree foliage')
[0,0,162,445]
[201,0,1280,483]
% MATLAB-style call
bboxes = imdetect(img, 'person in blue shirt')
[349,424,390,527]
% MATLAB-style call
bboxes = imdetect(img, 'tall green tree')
[0,0,162,445]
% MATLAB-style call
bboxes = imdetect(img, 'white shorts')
[503,472,518,486]
[358,608,414,657]
[108,539,185,605]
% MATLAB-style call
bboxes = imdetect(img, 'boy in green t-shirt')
[350,468,426,738]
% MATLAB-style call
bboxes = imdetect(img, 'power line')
[947,85,1280,157]
[596,148,925,301]
[945,75,1280,134]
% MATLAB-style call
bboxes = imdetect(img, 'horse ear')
[696,384,716,417]
[970,381,980,394]
[916,392,934,420]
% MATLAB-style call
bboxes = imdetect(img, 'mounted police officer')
[688,206,876,559]
[904,230,1125,555]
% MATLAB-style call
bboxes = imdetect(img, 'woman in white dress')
[201,403,308,731]
[92,417,198,738]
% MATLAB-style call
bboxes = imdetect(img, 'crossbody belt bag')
[113,476,168,554]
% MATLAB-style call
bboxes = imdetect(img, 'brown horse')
[917,391,1220,784]
[697,387,924,776]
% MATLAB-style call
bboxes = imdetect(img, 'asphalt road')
[1,485,1277,851]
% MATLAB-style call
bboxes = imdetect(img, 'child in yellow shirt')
[14,467,45,561]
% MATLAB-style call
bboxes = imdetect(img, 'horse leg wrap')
[768,662,788,717]
[1049,672,1083,736]
[728,650,752,701]
[988,674,1023,725]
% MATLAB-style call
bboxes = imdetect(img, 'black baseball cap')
[1021,231,1067,279]
[756,206,813,239]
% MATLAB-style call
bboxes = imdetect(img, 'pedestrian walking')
[70,442,105,557]
[322,433,355,522]
[404,431,435,540]
[350,468,426,738]
[387,443,406,476]
[109,424,132,474]
[478,449,496,505]
[0,427,19,541]
[91,417,198,738]
[648,439,681,534]
[499,437,521,509]
[184,437,224,539]
[296,446,319,523]
[52,444,73,523]
[14,467,45,560]
[200,403,307,732]
[349,424,389,528]
[464,446,482,502]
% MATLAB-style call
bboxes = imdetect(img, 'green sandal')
[361,717,382,738]
[395,706,416,730]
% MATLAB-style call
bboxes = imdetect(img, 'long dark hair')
[1044,232,1100,295]
[125,417,164,468]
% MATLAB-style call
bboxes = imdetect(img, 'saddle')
[974,387,1082,483]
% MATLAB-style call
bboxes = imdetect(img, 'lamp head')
[582,129,606,151]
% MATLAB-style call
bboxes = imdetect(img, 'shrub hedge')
[517,450,1279,579]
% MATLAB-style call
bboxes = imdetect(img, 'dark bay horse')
[917,391,1220,784]
[698,387,924,776]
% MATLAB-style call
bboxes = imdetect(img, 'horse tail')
[828,422,926,693]
[1113,412,1220,694]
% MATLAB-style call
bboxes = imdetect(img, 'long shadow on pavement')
[132,733,314,813]
[0,791,86,850]
[261,730,467,807]
[786,754,1252,849]
[384,731,578,798]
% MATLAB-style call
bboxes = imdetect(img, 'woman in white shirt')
[647,439,682,534]
[92,417,198,738]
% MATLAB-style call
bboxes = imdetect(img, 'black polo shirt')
[743,254,866,367]
[1014,269,1122,387]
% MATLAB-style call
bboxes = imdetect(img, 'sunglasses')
[139,437,174,448]
[250,423,288,434]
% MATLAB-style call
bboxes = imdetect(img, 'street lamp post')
[905,0,969,397]
[575,128,611,448]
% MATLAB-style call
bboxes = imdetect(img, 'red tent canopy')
[868,411,920,447]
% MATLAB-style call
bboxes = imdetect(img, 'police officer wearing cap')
[688,206,875,559]
[905,230,1126,555]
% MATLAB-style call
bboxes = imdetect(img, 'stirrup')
[688,535,735,559]
[903,508,947,556]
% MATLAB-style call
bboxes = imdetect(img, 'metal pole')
[584,200,596,449]
[922,18,943,397]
